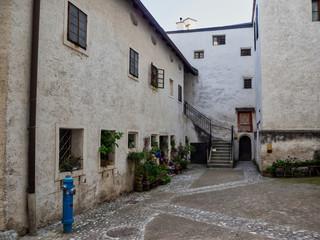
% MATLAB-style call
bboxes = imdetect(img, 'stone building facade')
[0,0,197,234]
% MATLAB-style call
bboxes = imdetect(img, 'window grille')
[59,129,72,163]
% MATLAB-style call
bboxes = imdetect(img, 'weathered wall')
[259,131,320,169]
[3,0,192,233]
[0,0,13,231]
[260,0,320,130]
[255,0,320,168]
[170,27,255,131]
[170,26,256,160]
[2,0,32,234]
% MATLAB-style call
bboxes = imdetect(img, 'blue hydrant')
[61,176,76,232]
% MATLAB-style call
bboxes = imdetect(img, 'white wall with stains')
[169,26,256,160]
[1,0,193,233]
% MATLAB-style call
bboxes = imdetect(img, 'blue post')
[61,176,76,232]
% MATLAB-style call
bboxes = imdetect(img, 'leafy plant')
[160,175,171,182]
[99,130,124,161]
[128,137,135,148]
[171,138,177,152]
[59,155,82,172]
[265,165,276,174]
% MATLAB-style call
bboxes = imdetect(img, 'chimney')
[176,17,197,30]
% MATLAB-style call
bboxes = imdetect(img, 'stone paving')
[20,162,320,240]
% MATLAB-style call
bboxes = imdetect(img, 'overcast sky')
[140,0,254,31]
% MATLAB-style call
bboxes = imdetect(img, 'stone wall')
[0,0,12,232]
[259,131,320,169]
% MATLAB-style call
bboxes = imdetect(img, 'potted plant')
[59,154,82,172]
[99,130,124,167]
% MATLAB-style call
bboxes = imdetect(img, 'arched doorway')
[239,136,251,161]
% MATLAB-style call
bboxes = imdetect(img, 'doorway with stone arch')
[239,136,252,161]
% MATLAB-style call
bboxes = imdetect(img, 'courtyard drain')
[106,227,139,238]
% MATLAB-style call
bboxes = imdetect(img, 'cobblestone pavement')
[21,162,320,240]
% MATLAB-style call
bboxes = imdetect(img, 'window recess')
[151,63,165,89]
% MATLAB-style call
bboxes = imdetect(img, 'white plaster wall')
[0,0,12,231]
[3,0,191,232]
[169,27,256,142]
[3,0,33,234]
[260,0,320,130]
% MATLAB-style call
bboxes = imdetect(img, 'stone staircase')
[207,139,233,168]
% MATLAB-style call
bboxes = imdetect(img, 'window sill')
[56,169,85,181]
[169,95,175,99]
[98,165,116,173]
[128,73,139,82]
[150,86,158,92]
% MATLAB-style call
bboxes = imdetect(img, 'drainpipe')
[27,0,40,235]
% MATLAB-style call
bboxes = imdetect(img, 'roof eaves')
[128,0,198,76]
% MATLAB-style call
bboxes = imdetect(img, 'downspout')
[27,0,40,235]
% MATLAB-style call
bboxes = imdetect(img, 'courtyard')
[21,162,320,240]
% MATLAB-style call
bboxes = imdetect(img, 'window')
[241,49,251,56]
[59,128,83,172]
[170,79,174,96]
[213,35,226,46]
[194,51,204,59]
[129,48,139,78]
[151,63,165,89]
[238,112,253,132]
[99,130,119,167]
[312,0,320,21]
[128,132,138,149]
[68,2,87,49]
[178,84,182,102]
[244,79,252,89]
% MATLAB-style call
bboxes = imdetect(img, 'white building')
[253,0,320,169]
[168,23,256,162]
[0,0,197,234]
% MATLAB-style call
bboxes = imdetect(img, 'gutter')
[27,0,40,235]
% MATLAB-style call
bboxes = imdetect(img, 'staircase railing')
[184,101,212,154]
[184,101,234,167]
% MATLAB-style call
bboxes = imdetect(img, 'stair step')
[208,160,231,164]
[207,163,232,168]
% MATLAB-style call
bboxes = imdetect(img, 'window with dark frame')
[68,2,87,49]
[244,79,252,89]
[194,51,204,59]
[312,0,320,21]
[151,63,164,89]
[213,35,226,46]
[241,49,251,56]
[129,48,139,78]
[178,85,182,102]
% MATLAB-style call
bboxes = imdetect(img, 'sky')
[140,0,254,31]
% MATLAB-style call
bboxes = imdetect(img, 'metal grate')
[244,79,252,89]
[59,129,72,163]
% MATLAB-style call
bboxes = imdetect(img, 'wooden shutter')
[157,69,164,89]
[238,112,253,132]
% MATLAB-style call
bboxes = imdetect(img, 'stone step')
[211,157,230,161]
[208,160,231,164]
[207,163,232,168]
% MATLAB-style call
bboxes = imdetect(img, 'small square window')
[241,49,251,56]
[178,84,182,102]
[213,35,226,46]
[244,79,252,89]
[67,2,87,49]
[99,130,119,167]
[194,51,204,59]
[312,0,320,21]
[59,128,83,172]
[128,133,138,149]
[129,48,139,78]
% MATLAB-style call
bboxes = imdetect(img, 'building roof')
[128,0,198,76]
[166,22,253,34]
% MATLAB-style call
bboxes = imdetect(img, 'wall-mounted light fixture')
[234,133,238,140]
[267,144,272,153]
